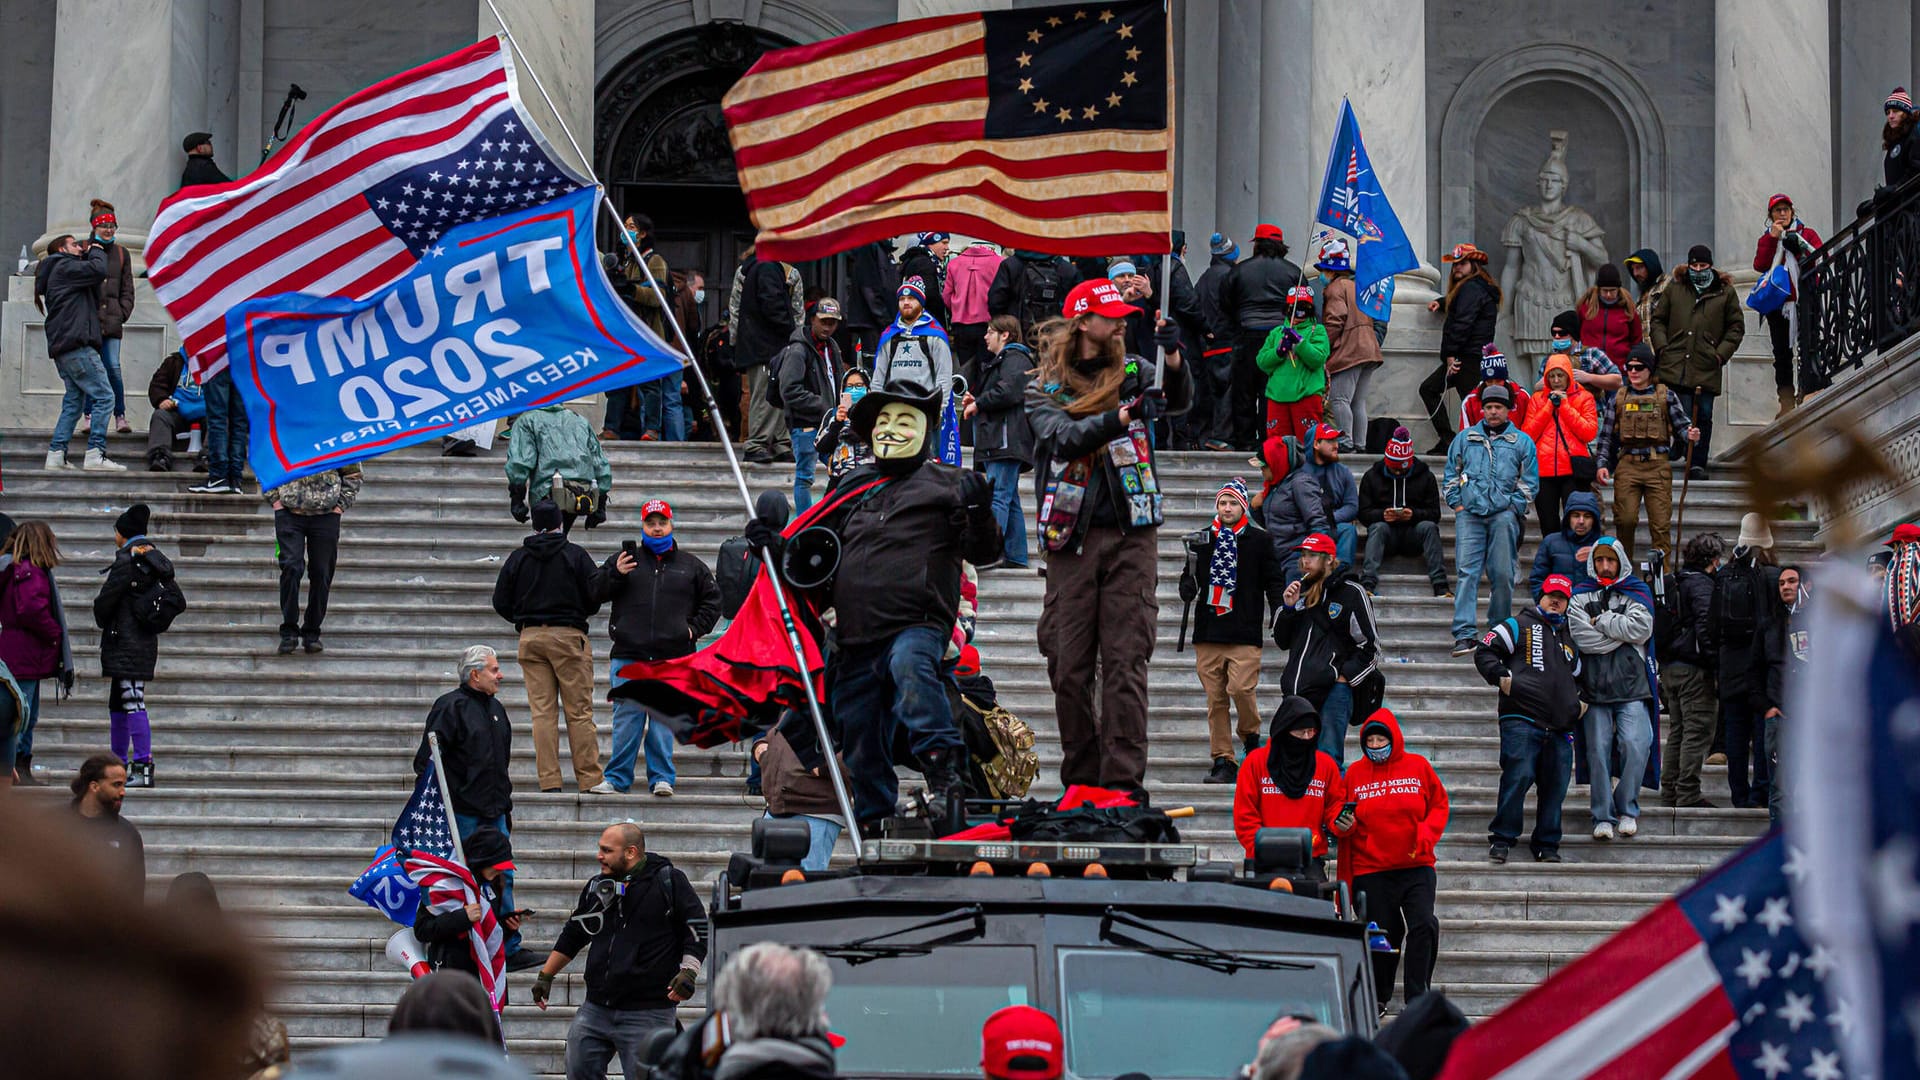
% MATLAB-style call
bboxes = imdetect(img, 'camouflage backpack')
[960,695,1039,799]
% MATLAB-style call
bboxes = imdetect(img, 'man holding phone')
[592,499,722,797]
[1355,426,1450,598]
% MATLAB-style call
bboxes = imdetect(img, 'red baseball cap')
[1253,223,1284,242]
[1541,574,1574,598]
[981,1005,1063,1080]
[1311,422,1343,443]
[641,499,672,520]
[1062,278,1141,320]
[1886,523,1920,546]
[1297,532,1337,556]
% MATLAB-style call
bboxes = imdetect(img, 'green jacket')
[1255,319,1330,403]
[1649,272,1745,394]
[505,405,613,492]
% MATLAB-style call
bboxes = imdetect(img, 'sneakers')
[1618,816,1638,838]
[44,450,71,470]
[651,781,675,797]
[587,781,623,795]
[1451,638,1476,657]
[1593,821,1614,841]
[127,760,155,789]
[1204,757,1238,784]
[1688,466,1709,481]
[303,636,324,654]
[116,416,132,434]
[277,635,298,655]
[1433,585,1455,599]
[188,478,235,494]
[1488,844,1508,864]
[147,450,173,473]
[1241,732,1264,754]
[82,448,126,472]
[1535,849,1563,863]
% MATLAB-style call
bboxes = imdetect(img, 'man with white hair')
[413,645,535,967]
[712,942,838,1080]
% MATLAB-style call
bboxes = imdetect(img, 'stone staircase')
[8,434,1798,1075]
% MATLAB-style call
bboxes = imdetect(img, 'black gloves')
[584,492,608,530]
[744,514,785,556]
[958,470,994,513]
[1126,388,1167,424]
[667,967,699,1001]
[1153,320,1182,356]
[531,971,553,1006]
[509,482,529,524]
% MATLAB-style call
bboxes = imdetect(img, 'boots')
[148,448,174,473]
[1775,386,1796,419]
[127,760,155,788]
[920,749,969,833]
[14,755,44,786]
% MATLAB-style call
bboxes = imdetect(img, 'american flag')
[721,0,1170,262]
[147,36,587,380]
[391,766,505,1010]
[1437,830,1846,1080]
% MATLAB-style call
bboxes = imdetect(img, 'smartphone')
[622,539,637,559]
[1341,801,1358,817]
[511,908,535,918]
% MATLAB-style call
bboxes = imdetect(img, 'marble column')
[1212,0,1262,242]
[1714,0,1831,271]
[1310,0,1434,291]
[37,0,211,257]
[1177,0,1221,238]
[1258,0,1314,243]
[480,0,595,181]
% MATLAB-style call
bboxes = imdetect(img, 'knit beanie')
[1216,477,1250,519]
[1595,263,1622,288]
[1550,309,1580,336]
[1890,87,1915,114]
[898,276,927,302]
[1479,343,1508,382]
[114,503,151,539]
[531,499,562,532]
[1209,232,1238,258]
[1384,426,1415,468]
[1687,244,1713,265]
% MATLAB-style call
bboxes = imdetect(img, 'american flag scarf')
[1208,515,1244,613]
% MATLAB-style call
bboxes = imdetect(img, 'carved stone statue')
[1499,130,1608,374]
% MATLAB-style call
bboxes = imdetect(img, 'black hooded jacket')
[1474,605,1582,730]
[492,532,603,632]
[94,542,175,680]
[1437,275,1500,362]
[1273,565,1380,706]
[1266,695,1324,798]
[1662,568,1717,668]
[823,459,1001,646]
[41,246,108,357]
[1219,254,1303,331]
[845,241,898,330]
[552,853,707,1010]
[414,684,513,819]
[597,543,722,662]
[973,343,1034,465]
[1357,459,1443,527]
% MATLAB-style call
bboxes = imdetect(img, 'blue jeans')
[100,336,127,418]
[14,679,41,759]
[1317,683,1352,767]
[662,374,685,441]
[1451,508,1519,640]
[1490,719,1573,855]
[829,625,964,822]
[51,347,113,454]
[452,811,520,955]
[791,427,818,512]
[765,811,843,871]
[984,459,1029,566]
[1332,521,1357,566]
[606,670,675,791]
[1584,699,1652,824]
[203,369,250,484]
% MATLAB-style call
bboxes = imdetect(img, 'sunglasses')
[1624,364,1649,372]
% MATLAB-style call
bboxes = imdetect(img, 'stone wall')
[0,2,54,267]
[255,0,473,154]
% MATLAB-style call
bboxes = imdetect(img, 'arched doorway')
[595,22,795,327]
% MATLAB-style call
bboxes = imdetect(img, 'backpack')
[130,575,187,633]
[763,347,787,409]
[1020,258,1063,331]
[715,535,762,620]
[1653,573,1686,664]
[1711,558,1766,647]
[958,694,1039,799]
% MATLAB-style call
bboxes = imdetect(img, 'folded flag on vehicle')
[722,0,1171,261]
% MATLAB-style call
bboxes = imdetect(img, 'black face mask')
[1072,356,1114,376]
[1483,417,1510,434]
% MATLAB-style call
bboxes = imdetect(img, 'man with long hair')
[1026,279,1192,792]
[1273,533,1380,767]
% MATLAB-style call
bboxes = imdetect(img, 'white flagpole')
[479,3,862,849]
[426,731,468,867]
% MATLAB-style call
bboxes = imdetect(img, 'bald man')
[534,823,706,1080]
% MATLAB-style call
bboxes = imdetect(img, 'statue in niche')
[1499,130,1608,373]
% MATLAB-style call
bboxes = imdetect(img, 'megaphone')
[386,927,433,979]
[781,526,841,590]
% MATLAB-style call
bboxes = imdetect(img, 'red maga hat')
[1062,278,1140,320]
[981,1006,1063,1080]
[1297,533,1338,556]
[641,499,673,519]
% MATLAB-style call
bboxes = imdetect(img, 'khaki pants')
[1194,642,1263,759]
[1038,527,1158,789]
[519,626,602,791]
[1611,454,1673,561]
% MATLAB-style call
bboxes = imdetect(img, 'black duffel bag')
[1008,802,1180,845]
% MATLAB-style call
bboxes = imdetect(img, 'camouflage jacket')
[505,405,613,492]
[264,465,363,514]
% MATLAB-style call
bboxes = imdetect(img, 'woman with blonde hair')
[0,521,72,784]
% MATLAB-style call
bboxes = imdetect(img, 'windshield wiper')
[805,905,986,966]
[1099,908,1314,975]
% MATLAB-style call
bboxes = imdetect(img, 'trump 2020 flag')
[1437,830,1845,1080]
[1312,98,1418,324]
[223,186,682,489]
[348,845,420,926]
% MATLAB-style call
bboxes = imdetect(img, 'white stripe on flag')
[1656,1019,1736,1080]
[1488,943,1720,1080]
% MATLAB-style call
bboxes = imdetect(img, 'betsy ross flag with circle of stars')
[723,0,1171,262]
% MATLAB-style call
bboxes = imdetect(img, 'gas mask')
[871,402,928,460]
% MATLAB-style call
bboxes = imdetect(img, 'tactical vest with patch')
[1617,383,1672,450]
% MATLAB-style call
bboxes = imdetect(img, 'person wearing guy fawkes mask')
[533,822,705,1080]
[747,378,1001,828]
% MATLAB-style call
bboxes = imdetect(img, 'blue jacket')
[1303,459,1358,525]
[1529,490,1602,595]
[1443,421,1538,518]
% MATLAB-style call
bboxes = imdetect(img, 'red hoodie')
[1233,746,1345,857]
[1333,709,1449,882]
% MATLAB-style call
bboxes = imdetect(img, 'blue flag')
[223,186,684,490]
[1312,99,1418,324]
[348,845,419,926]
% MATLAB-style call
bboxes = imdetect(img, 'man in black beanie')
[1648,243,1742,479]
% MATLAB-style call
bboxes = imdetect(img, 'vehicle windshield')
[821,945,1037,1076]
[1057,947,1346,1079]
